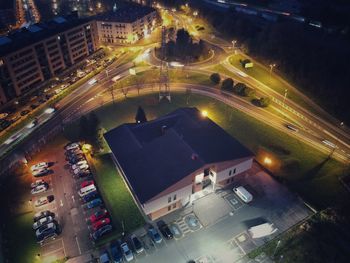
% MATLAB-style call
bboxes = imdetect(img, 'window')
[173,194,177,201]
[172,203,176,209]
[168,206,171,211]
[229,170,232,176]
[168,197,171,203]
[233,168,236,174]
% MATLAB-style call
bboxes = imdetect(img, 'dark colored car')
[20,110,30,116]
[83,191,99,203]
[91,224,112,241]
[110,240,123,263]
[157,220,174,239]
[30,104,39,109]
[131,235,144,254]
[77,170,92,178]
[36,222,59,242]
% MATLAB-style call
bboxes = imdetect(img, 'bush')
[233,83,255,97]
[210,73,221,84]
[259,97,271,107]
[221,78,234,92]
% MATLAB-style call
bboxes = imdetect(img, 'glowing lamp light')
[201,110,208,117]
[82,144,92,153]
[264,157,272,165]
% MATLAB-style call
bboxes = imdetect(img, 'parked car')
[131,234,144,254]
[87,198,103,209]
[92,217,111,231]
[99,250,111,263]
[77,170,91,178]
[30,162,48,172]
[33,210,55,222]
[33,216,53,230]
[67,155,85,164]
[30,104,39,109]
[72,163,89,171]
[91,225,112,241]
[157,220,174,239]
[31,179,47,188]
[32,168,49,177]
[65,142,80,151]
[20,110,30,116]
[121,242,133,262]
[90,209,108,223]
[148,226,162,244]
[75,160,88,167]
[73,167,89,175]
[31,183,49,194]
[34,195,54,207]
[83,191,99,203]
[36,222,57,241]
[81,180,94,188]
[110,241,123,263]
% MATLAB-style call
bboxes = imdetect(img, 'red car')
[90,209,108,223]
[81,180,94,188]
[92,217,111,231]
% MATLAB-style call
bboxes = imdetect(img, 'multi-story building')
[0,13,98,105]
[95,3,158,44]
[104,108,254,220]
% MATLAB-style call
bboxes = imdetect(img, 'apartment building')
[104,108,254,220]
[0,13,98,105]
[96,3,158,44]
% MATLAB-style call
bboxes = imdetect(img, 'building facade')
[105,108,254,220]
[0,13,98,105]
[95,4,158,44]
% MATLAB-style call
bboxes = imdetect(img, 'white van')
[78,184,96,197]
[233,186,253,203]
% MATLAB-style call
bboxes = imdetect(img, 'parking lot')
[94,162,311,263]
[27,138,111,262]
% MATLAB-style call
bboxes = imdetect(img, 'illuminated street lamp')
[269,63,276,74]
[263,157,272,165]
[201,110,208,117]
[193,11,198,16]
[82,144,93,154]
[232,40,237,49]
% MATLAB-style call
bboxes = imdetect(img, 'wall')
[216,158,253,184]
[142,184,192,215]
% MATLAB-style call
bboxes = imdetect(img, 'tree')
[259,97,271,107]
[221,78,234,92]
[234,83,246,95]
[121,87,129,98]
[243,86,255,97]
[210,73,221,84]
[135,106,147,123]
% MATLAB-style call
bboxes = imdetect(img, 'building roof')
[96,3,156,23]
[0,13,91,57]
[104,107,253,204]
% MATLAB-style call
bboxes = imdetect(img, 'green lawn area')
[4,212,40,263]
[91,154,145,235]
[228,54,315,112]
[64,92,348,209]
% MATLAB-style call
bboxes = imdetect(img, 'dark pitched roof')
[0,13,91,57]
[96,3,156,23]
[104,107,253,203]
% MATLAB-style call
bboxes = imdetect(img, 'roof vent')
[191,153,199,160]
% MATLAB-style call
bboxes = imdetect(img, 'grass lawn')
[4,212,40,263]
[64,92,348,209]
[228,54,315,112]
[91,154,145,235]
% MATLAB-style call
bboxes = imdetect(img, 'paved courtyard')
[95,162,312,263]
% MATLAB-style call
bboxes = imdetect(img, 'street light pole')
[269,63,276,74]
[272,240,281,259]
[283,89,288,104]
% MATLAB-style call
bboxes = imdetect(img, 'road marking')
[75,235,82,255]
[40,237,63,248]
[41,247,64,257]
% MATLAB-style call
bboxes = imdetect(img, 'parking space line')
[75,235,82,255]
[40,237,63,248]
[41,247,64,257]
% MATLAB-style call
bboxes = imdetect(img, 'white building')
[95,3,158,44]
